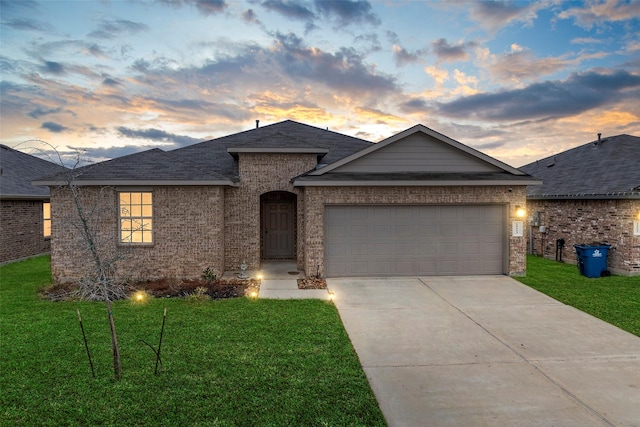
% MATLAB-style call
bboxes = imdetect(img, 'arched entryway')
[260,191,297,260]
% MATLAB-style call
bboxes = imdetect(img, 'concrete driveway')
[328,276,640,427]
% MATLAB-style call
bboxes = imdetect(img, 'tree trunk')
[105,299,122,380]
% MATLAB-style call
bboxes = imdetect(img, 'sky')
[1,0,639,167]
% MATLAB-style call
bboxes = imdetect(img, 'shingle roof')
[520,134,640,199]
[34,148,233,185]
[171,120,372,178]
[34,121,373,185]
[0,144,64,199]
[294,171,540,185]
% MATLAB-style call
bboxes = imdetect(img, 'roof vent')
[256,120,260,128]
[594,133,602,145]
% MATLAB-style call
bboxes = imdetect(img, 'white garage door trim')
[324,204,506,277]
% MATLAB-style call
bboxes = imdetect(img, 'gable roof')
[0,144,64,199]
[33,148,235,186]
[34,120,373,185]
[294,124,539,186]
[520,134,640,199]
[172,120,372,177]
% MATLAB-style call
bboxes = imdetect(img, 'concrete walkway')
[222,260,330,300]
[328,276,640,427]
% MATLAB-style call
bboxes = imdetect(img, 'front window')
[119,192,153,244]
[43,202,51,238]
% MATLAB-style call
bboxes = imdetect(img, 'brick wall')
[527,199,640,275]
[224,153,317,270]
[0,199,50,263]
[50,186,225,283]
[302,185,528,277]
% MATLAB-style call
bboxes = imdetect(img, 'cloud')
[102,78,122,87]
[116,127,200,147]
[437,70,640,122]
[431,38,475,62]
[489,49,570,82]
[273,32,397,94]
[399,98,429,114]
[41,122,69,133]
[392,45,425,67]
[262,0,315,20]
[41,61,64,75]
[28,106,64,119]
[424,65,448,87]
[313,0,380,26]
[241,8,261,25]
[192,0,228,15]
[571,37,604,44]
[354,106,406,124]
[88,19,148,39]
[558,0,640,29]
[478,45,611,84]
[1,18,55,33]
[469,0,541,33]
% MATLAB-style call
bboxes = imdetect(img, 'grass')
[0,256,386,427]
[516,255,640,337]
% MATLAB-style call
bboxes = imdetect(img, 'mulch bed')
[41,277,262,301]
[297,277,327,289]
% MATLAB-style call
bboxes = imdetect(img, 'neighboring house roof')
[295,124,539,186]
[0,144,64,199]
[520,134,640,199]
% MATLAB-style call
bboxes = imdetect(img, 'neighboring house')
[521,134,640,276]
[0,144,63,263]
[34,120,539,282]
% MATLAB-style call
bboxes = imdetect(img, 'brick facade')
[224,153,317,271]
[527,199,640,276]
[49,158,531,282]
[50,186,225,283]
[0,200,50,263]
[303,185,528,277]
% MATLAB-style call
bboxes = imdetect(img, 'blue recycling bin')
[574,244,611,278]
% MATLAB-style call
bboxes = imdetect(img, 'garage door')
[324,205,504,277]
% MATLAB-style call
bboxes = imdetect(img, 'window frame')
[43,201,51,238]
[118,191,154,245]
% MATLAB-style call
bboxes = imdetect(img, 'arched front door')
[261,191,296,259]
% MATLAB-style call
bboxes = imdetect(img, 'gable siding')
[333,133,501,173]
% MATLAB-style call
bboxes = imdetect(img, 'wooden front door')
[263,201,295,259]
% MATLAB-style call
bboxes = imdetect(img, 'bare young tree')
[27,141,130,380]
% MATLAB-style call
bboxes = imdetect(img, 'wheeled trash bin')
[574,244,611,278]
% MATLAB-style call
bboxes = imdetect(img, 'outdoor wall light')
[515,205,526,218]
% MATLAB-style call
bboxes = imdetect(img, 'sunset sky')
[1,0,639,167]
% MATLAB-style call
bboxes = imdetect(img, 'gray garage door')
[324,205,505,277]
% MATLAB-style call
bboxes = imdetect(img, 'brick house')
[0,145,63,263]
[520,134,640,276]
[35,120,539,282]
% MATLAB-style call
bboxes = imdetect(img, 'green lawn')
[516,255,640,337]
[0,256,386,427]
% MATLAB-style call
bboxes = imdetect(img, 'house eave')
[527,192,640,200]
[227,147,329,155]
[0,194,50,200]
[32,179,239,187]
[294,179,541,187]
